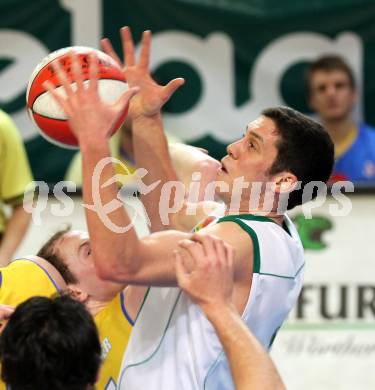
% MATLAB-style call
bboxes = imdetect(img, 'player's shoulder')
[200,215,257,257]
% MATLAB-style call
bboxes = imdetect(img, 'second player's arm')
[204,304,286,390]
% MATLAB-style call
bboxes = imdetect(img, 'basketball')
[26,46,128,149]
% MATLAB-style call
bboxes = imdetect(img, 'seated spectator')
[0,295,101,390]
[306,55,375,183]
[0,110,34,266]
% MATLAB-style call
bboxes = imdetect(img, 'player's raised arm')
[43,52,142,279]
[43,48,252,300]
[43,50,191,286]
[102,27,185,232]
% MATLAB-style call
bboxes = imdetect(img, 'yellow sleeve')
[0,110,34,205]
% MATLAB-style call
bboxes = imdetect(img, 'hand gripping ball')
[26,46,128,149]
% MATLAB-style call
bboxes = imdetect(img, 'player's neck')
[225,204,284,226]
[85,297,111,316]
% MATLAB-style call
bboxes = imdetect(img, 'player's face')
[217,116,279,203]
[57,230,102,296]
[309,70,356,122]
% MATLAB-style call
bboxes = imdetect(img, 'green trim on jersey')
[203,350,225,390]
[227,213,291,236]
[118,291,183,386]
[229,214,277,224]
[134,287,150,324]
[260,262,305,280]
[217,215,261,273]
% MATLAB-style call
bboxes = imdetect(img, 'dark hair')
[305,55,355,97]
[37,226,77,284]
[0,295,101,390]
[262,106,334,210]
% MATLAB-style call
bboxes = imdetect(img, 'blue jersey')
[333,123,375,182]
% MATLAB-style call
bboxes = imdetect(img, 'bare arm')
[44,52,191,285]
[102,28,184,233]
[102,28,225,233]
[44,50,253,313]
[204,305,286,390]
[0,204,31,266]
[176,234,285,390]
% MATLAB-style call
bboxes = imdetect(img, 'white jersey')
[118,214,304,390]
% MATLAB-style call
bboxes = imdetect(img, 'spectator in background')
[0,295,101,390]
[0,110,33,265]
[306,55,375,183]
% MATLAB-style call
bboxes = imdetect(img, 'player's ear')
[66,284,89,303]
[273,172,298,194]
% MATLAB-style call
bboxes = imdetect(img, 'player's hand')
[43,52,139,143]
[175,233,235,313]
[101,26,185,119]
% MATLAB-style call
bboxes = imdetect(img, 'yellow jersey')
[0,110,34,232]
[0,259,61,307]
[94,291,133,390]
[0,258,61,390]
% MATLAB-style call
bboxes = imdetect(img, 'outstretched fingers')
[162,78,185,102]
[51,58,74,100]
[87,52,99,95]
[139,30,151,68]
[121,26,136,67]
[43,79,72,118]
[101,37,122,66]
[71,52,84,94]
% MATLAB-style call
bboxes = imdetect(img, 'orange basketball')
[26,46,128,149]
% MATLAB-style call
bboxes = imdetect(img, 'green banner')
[1,0,375,183]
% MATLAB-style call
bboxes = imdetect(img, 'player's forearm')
[132,113,181,232]
[203,304,285,390]
[80,139,140,280]
[0,204,31,267]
